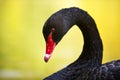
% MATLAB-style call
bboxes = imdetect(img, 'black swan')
[42,7,120,80]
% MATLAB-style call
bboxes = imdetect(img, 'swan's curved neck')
[66,8,103,67]
[77,21,103,67]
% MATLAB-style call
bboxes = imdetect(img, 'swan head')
[42,13,70,62]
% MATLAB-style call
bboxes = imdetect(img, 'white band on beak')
[44,54,51,58]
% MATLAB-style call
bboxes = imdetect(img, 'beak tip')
[44,60,48,63]
[44,54,51,62]
[44,57,49,62]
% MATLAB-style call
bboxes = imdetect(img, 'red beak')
[44,30,56,62]
[44,42,56,62]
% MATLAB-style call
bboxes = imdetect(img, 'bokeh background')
[0,0,120,79]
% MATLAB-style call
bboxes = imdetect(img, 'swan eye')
[51,28,55,32]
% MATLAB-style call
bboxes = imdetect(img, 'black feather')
[43,7,120,80]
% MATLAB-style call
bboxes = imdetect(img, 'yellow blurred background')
[0,0,120,79]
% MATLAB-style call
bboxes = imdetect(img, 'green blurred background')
[0,0,120,80]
